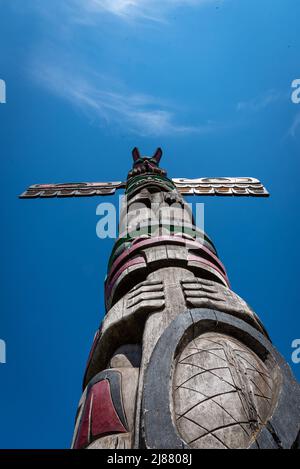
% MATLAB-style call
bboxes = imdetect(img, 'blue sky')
[0,0,300,448]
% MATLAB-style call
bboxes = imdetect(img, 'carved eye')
[149,158,158,165]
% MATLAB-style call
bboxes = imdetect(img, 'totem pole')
[20,148,300,449]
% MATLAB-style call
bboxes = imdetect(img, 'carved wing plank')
[20,177,269,198]
[172,177,269,197]
[19,181,125,199]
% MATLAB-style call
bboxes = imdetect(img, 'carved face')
[127,147,167,179]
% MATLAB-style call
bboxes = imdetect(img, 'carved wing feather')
[172,177,269,197]
[19,181,125,198]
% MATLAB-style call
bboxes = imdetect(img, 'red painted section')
[108,235,227,282]
[106,256,146,298]
[91,380,127,438]
[74,379,127,448]
[105,236,229,300]
[187,255,230,286]
[74,392,92,449]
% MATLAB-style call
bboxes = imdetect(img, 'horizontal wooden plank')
[172,177,269,197]
[19,181,125,198]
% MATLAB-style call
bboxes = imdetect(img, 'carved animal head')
[128,147,166,179]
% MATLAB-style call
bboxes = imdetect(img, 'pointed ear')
[132,147,141,162]
[152,147,162,164]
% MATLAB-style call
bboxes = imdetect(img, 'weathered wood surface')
[70,150,298,449]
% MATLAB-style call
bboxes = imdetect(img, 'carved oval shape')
[173,332,275,449]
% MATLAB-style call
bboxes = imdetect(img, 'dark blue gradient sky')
[0,0,299,448]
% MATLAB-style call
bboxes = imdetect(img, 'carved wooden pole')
[70,150,300,449]
[20,148,300,449]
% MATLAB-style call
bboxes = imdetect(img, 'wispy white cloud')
[288,112,300,138]
[67,0,221,23]
[22,0,222,26]
[23,0,227,136]
[237,90,281,113]
[31,62,219,136]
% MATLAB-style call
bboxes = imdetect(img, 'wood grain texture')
[70,151,299,450]
[174,332,274,449]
